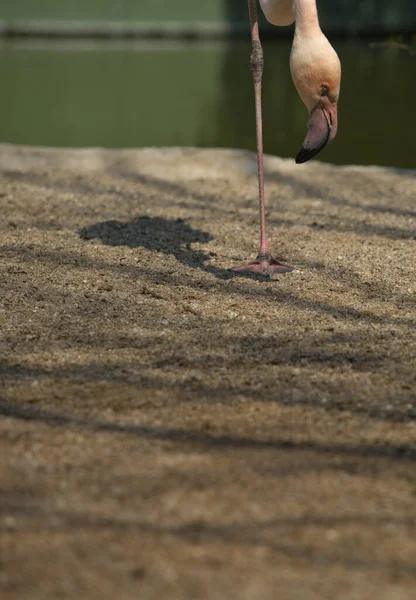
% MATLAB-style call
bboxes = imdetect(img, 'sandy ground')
[0,145,415,599]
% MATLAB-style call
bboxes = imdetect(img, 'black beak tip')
[295,145,320,164]
[295,147,310,164]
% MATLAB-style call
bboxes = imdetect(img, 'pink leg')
[229,0,294,277]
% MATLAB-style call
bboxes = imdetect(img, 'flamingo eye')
[320,84,329,97]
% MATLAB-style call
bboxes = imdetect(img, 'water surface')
[0,39,414,168]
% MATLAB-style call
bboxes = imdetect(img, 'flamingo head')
[290,33,341,164]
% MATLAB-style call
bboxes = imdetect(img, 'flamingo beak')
[295,99,338,164]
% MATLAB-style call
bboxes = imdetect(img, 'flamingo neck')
[294,0,321,36]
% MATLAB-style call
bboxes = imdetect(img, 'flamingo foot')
[229,253,294,278]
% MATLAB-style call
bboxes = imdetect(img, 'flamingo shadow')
[79,216,213,270]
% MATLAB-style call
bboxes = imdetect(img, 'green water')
[0,39,414,168]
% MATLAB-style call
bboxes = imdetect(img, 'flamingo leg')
[229,0,294,277]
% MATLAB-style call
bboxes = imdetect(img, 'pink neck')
[294,0,321,35]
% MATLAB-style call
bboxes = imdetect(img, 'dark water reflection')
[0,39,414,168]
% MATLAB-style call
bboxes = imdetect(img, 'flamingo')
[230,0,341,276]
